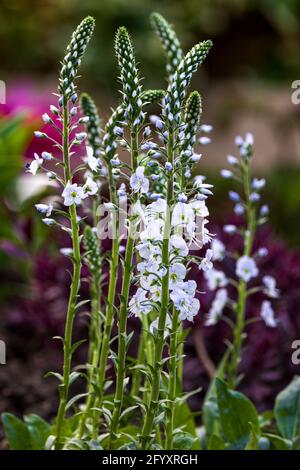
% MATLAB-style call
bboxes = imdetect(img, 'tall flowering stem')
[80,93,102,400]
[79,226,102,437]
[226,142,257,388]
[164,90,203,449]
[93,105,124,423]
[204,135,279,390]
[53,17,96,449]
[108,26,144,448]
[139,39,212,449]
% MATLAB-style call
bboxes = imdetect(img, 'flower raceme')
[202,133,280,389]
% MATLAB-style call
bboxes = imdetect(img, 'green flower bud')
[80,93,101,156]
[83,225,101,278]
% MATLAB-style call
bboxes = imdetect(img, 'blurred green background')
[1,0,300,245]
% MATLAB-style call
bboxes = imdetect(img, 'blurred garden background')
[1,0,300,447]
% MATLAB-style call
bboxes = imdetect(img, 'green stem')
[165,308,179,449]
[54,103,82,450]
[139,128,174,450]
[131,323,145,398]
[227,160,256,389]
[78,277,101,438]
[94,166,119,419]
[108,130,138,449]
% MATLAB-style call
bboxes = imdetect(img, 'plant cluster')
[1,12,300,452]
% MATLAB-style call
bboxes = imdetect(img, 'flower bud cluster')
[83,225,102,278]
[163,40,212,127]
[59,16,95,103]
[150,12,183,78]
[80,93,101,157]
[115,27,143,128]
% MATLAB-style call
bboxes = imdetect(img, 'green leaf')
[66,393,88,412]
[24,414,51,450]
[203,350,229,440]
[274,376,300,444]
[207,433,225,450]
[263,433,291,450]
[173,432,197,450]
[173,379,200,450]
[245,422,260,450]
[215,378,259,449]
[1,413,32,450]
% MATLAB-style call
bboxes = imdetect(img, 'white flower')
[227,154,238,165]
[190,153,202,163]
[171,288,200,322]
[131,200,147,224]
[42,151,53,160]
[236,255,258,282]
[260,300,277,328]
[117,182,127,198]
[136,240,161,260]
[27,153,43,175]
[205,288,228,326]
[199,136,211,145]
[172,202,195,236]
[200,249,213,272]
[220,169,233,179]
[42,218,56,226]
[83,176,98,196]
[145,198,167,222]
[190,199,209,218]
[60,248,73,256]
[129,288,152,317]
[170,235,189,257]
[235,133,254,157]
[223,224,237,234]
[130,166,149,194]
[169,263,187,290]
[62,182,85,206]
[75,132,87,142]
[197,219,212,247]
[204,268,228,290]
[50,105,59,115]
[211,239,225,261]
[234,203,245,215]
[42,113,51,124]
[138,259,162,292]
[263,275,279,299]
[258,247,268,257]
[149,285,162,303]
[149,315,172,338]
[140,219,164,241]
[252,178,266,190]
[179,280,197,297]
[200,124,213,133]
[86,146,99,172]
[35,203,53,217]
